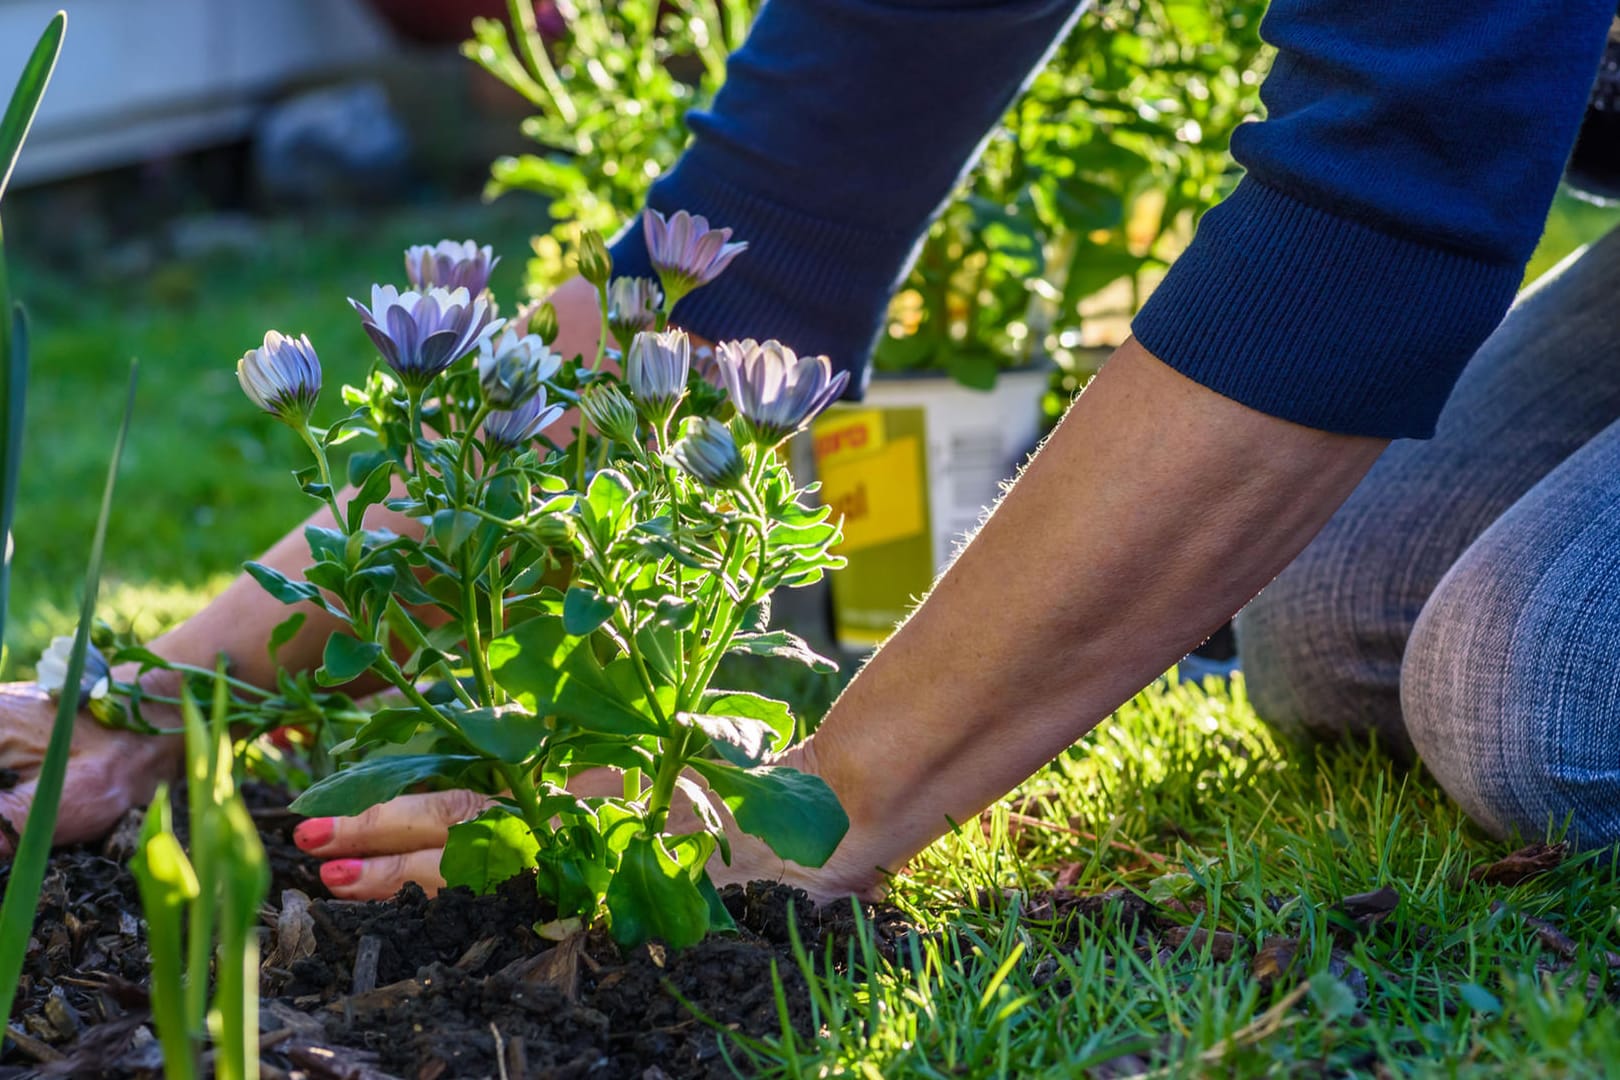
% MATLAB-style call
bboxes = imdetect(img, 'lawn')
[4,196,544,673]
[7,189,1620,1076]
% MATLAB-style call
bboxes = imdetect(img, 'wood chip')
[285,1040,406,1080]
[1251,936,1299,982]
[453,936,499,972]
[351,934,384,996]
[499,931,587,1002]
[1160,926,1239,961]
[1470,842,1568,886]
[1338,886,1399,920]
[4,1022,64,1063]
[323,977,424,1014]
[266,889,318,972]
[261,999,327,1038]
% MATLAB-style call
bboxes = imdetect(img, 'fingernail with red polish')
[293,817,334,851]
[320,859,362,888]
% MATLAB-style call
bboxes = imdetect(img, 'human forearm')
[798,340,1385,890]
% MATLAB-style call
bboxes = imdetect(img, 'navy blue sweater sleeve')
[611,0,1617,438]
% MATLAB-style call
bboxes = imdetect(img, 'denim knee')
[1403,480,1620,847]
[1236,519,1415,760]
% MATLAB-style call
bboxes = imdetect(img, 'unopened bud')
[578,230,613,288]
[529,302,559,343]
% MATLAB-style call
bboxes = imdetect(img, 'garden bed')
[0,786,915,1079]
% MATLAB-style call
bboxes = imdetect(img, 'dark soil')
[0,785,916,1080]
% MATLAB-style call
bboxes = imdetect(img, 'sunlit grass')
[725,675,1620,1077]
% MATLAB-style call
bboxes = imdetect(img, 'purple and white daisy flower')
[715,339,850,447]
[478,329,562,410]
[643,209,747,300]
[670,416,745,490]
[625,329,690,424]
[405,240,498,296]
[482,388,564,454]
[607,276,662,344]
[349,285,502,392]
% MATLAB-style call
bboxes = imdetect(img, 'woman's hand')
[0,680,181,857]
[293,749,881,903]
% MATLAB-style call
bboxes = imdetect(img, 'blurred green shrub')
[874,0,1271,390]
[465,0,757,293]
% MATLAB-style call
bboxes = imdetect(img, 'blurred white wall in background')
[1,0,396,186]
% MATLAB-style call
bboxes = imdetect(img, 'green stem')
[644,729,689,833]
[372,657,462,741]
[459,404,491,480]
[459,550,496,707]
[506,0,576,123]
[498,760,548,837]
[296,422,344,528]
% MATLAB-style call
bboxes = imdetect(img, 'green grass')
[729,674,1620,1078]
[4,197,544,672]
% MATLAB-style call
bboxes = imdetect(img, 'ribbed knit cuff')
[609,145,922,400]
[1131,179,1524,439]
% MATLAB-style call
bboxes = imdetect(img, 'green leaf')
[455,706,550,763]
[267,611,307,668]
[1307,972,1359,1021]
[0,359,130,1031]
[441,808,541,894]
[604,834,710,948]
[346,459,396,533]
[1458,982,1503,1017]
[0,303,28,650]
[729,630,839,674]
[0,11,66,205]
[128,787,198,1080]
[697,873,738,935]
[318,633,381,685]
[583,468,634,545]
[687,761,849,868]
[685,712,777,768]
[702,691,794,754]
[244,561,322,606]
[430,508,482,556]
[562,586,615,635]
[290,754,479,817]
[488,617,662,736]
[338,707,430,753]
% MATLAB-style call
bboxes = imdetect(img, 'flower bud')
[671,416,745,490]
[529,302,560,343]
[528,513,577,549]
[238,331,322,425]
[579,382,640,445]
[578,229,613,288]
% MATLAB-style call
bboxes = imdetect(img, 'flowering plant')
[85,210,849,948]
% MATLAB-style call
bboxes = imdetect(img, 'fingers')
[318,848,446,901]
[293,788,494,859]
[294,789,492,900]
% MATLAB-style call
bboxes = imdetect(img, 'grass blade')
[0,298,28,653]
[0,361,137,1028]
[0,11,67,205]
